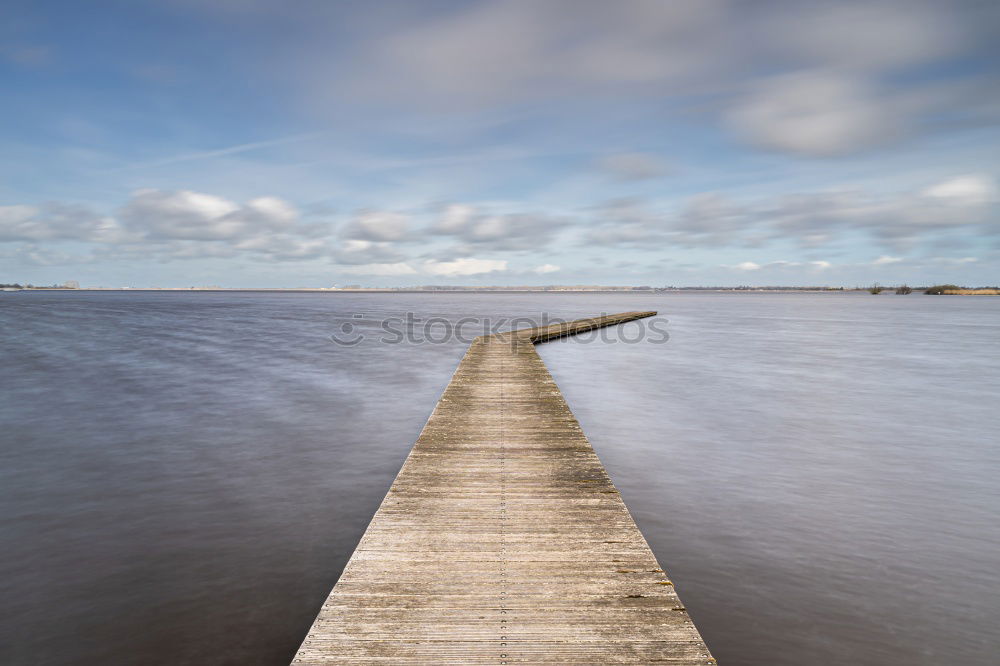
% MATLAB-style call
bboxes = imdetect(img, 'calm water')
[1,291,998,665]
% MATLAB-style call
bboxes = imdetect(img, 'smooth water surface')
[1,291,998,665]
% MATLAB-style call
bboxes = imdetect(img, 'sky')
[1,0,998,287]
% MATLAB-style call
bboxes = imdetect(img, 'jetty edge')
[293,311,714,664]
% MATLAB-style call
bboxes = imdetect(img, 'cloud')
[340,210,409,241]
[422,258,508,276]
[769,2,966,72]
[873,255,903,265]
[334,257,508,277]
[585,194,753,248]
[671,193,752,244]
[214,0,993,113]
[326,1,999,161]
[727,259,834,272]
[923,174,998,206]
[120,189,298,241]
[430,204,568,250]
[107,132,327,172]
[0,189,338,264]
[331,239,405,265]
[168,0,999,166]
[0,203,131,243]
[339,262,418,276]
[770,176,999,250]
[0,192,531,273]
[0,243,84,267]
[597,152,668,180]
[234,236,331,261]
[431,204,476,234]
[587,173,1000,252]
[584,198,665,247]
[725,71,902,157]
[931,256,978,265]
[4,172,996,279]
[0,205,43,241]
[351,0,727,107]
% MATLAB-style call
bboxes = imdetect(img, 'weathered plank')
[293,312,714,664]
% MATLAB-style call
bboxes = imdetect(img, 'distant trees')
[924,285,1000,295]
[0,283,70,289]
[895,285,912,295]
[868,283,884,294]
[925,284,961,294]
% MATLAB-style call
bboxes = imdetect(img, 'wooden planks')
[293,312,714,664]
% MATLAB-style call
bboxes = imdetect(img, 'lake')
[1,291,998,665]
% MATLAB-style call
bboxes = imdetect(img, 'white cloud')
[3,171,996,280]
[352,0,726,107]
[246,196,297,223]
[172,0,1000,167]
[338,257,509,277]
[431,204,476,234]
[422,258,508,276]
[122,189,237,237]
[589,174,1000,252]
[725,259,833,272]
[332,239,405,265]
[336,257,509,277]
[339,262,418,276]
[430,204,567,250]
[931,256,978,265]
[725,71,901,157]
[771,2,964,72]
[0,203,132,243]
[0,243,81,267]
[235,236,330,261]
[923,174,998,206]
[343,239,372,251]
[300,0,1000,160]
[119,189,303,241]
[341,210,408,241]
[0,205,38,223]
[0,205,42,240]
[0,189,337,264]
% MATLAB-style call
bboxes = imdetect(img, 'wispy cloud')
[585,174,1000,252]
[104,132,328,172]
[597,152,669,181]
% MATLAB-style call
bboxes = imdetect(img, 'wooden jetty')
[294,312,714,664]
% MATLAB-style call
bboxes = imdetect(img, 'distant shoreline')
[3,286,996,294]
[8,287,855,293]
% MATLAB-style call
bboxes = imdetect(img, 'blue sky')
[2,0,998,287]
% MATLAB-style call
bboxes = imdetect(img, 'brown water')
[1,291,998,664]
